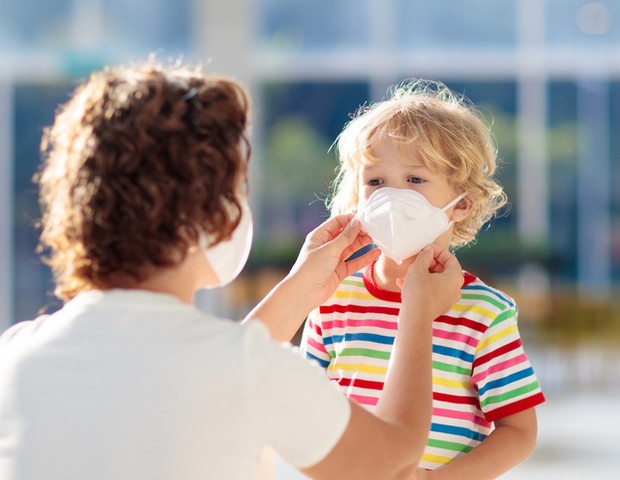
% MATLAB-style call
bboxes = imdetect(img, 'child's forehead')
[361,136,430,168]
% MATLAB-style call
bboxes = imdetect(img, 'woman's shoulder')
[0,317,48,344]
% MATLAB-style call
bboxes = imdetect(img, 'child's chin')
[382,253,417,266]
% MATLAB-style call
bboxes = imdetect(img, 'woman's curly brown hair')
[36,62,251,300]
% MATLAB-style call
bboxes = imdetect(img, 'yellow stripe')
[432,376,469,389]
[328,363,387,375]
[476,324,517,352]
[451,303,495,320]
[422,453,452,465]
[333,290,376,300]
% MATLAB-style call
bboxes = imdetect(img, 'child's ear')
[451,195,473,222]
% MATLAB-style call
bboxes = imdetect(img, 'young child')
[300,79,545,479]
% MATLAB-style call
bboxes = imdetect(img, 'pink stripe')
[349,394,379,406]
[471,353,528,386]
[433,327,478,347]
[433,408,491,428]
[307,336,328,355]
[322,318,398,330]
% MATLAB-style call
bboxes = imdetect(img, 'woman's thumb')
[331,217,360,249]
[413,245,434,271]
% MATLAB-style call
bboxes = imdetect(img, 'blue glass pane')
[546,0,620,47]
[253,81,370,267]
[608,81,620,279]
[395,0,516,48]
[258,0,371,52]
[0,0,191,55]
[547,81,578,279]
[13,83,71,322]
[0,0,73,50]
[104,0,192,54]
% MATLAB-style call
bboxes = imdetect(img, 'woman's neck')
[104,259,200,305]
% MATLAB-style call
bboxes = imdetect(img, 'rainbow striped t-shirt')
[300,264,545,471]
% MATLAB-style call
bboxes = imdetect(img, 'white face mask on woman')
[198,199,254,287]
[356,187,466,264]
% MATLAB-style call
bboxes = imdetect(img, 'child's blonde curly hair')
[329,78,507,249]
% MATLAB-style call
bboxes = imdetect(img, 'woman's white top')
[0,289,350,479]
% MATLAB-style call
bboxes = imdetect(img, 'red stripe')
[306,337,328,355]
[308,317,323,336]
[322,318,398,330]
[433,327,479,347]
[338,377,385,391]
[350,394,379,406]
[435,314,487,333]
[320,303,400,316]
[462,272,477,287]
[484,392,546,422]
[473,339,522,370]
[433,392,478,405]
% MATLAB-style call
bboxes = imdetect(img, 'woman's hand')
[288,214,380,311]
[244,214,379,342]
[409,468,433,479]
[398,244,463,321]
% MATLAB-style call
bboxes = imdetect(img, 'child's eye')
[367,178,383,186]
[408,176,425,184]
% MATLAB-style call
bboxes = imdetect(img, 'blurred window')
[13,82,71,322]
[545,0,620,47]
[0,0,192,55]
[252,81,369,267]
[0,0,73,51]
[394,0,517,49]
[547,82,578,279]
[257,0,372,52]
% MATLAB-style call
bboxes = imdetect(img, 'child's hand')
[398,244,463,320]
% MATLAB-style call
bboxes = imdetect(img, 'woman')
[0,62,463,479]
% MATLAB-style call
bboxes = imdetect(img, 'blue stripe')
[478,367,535,396]
[463,284,515,308]
[304,351,330,369]
[431,422,487,442]
[433,344,474,363]
[323,332,395,346]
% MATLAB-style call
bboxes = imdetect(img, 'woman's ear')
[450,195,473,222]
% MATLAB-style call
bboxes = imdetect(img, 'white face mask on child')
[356,187,467,264]
[197,200,253,288]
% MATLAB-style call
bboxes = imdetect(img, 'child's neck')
[373,255,416,292]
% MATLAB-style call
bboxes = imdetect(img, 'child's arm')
[413,408,538,479]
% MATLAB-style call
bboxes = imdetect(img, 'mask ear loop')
[441,191,468,212]
[440,191,469,231]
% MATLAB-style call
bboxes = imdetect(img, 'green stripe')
[341,279,364,287]
[433,360,471,376]
[461,293,505,310]
[337,348,391,360]
[427,438,474,453]
[480,381,540,408]
[488,308,515,328]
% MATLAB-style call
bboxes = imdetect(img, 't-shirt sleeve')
[299,308,331,368]
[471,306,545,422]
[243,321,351,469]
[0,319,37,343]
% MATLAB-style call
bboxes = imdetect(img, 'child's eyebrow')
[359,162,382,172]
[408,160,438,172]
